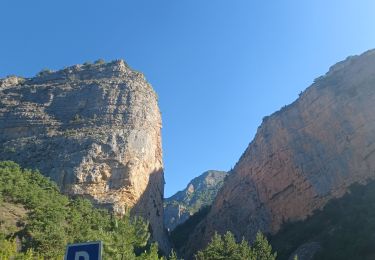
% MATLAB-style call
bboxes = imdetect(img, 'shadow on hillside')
[130,168,171,254]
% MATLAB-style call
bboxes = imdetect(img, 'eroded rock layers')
[0,60,168,250]
[187,50,375,255]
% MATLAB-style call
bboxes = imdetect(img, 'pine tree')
[195,231,276,260]
[0,161,164,259]
[168,249,178,260]
[252,232,277,260]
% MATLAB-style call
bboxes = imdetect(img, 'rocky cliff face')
[186,49,375,255]
[164,170,227,231]
[0,60,168,251]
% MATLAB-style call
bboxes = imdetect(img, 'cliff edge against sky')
[185,49,375,256]
[0,60,169,251]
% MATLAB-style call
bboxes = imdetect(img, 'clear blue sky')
[1,1,375,197]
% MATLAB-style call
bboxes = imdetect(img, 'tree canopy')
[0,161,162,259]
[196,231,276,260]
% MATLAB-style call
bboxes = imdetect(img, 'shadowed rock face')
[186,49,375,256]
[0,60,169,251]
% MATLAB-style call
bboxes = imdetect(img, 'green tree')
[195,231,276,260]
[252,232,277,260]
[37,68,52,77]
[94,58,105,65]
[168,249,178,260]
[103,216,150,259]
[0,235,43,260]
[0,161,164,259]
[140,243,161,260]
[0,236,18,259]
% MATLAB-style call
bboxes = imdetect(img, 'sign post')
[64,241,102,260]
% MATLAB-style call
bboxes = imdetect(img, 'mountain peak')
[0,60,168,251]
[184,48,375,257]
[164,170,227,231]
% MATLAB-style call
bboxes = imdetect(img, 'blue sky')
[1,1,375,197]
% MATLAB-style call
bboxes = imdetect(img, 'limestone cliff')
[0,60,169,251]
[186,49,375,255]
[164,170,227,231]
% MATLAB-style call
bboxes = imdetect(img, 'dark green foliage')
[195,231,276,260]
[271,180,375,260]
[170,206,211,250]
[168,249,178,260]
[170,205,277,259]
[36,68,52,77]
[94,59,106,65]
[252,232,277,260]
[0,161,162,259]
[165,171,227,217]
[0,234,42,259]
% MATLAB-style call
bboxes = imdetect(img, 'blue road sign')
[65,241,102,260]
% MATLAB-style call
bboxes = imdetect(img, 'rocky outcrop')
[164,170,227,231]
[186,49,375,256]
[0,60,169,251]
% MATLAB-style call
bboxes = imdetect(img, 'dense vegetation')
[0,161,279,259]
[271,180,375,260]
[196,231,276,260]
[0,161,163,259]
[170,206,277,260]
[6,159,375,259]
[170,206,211,250]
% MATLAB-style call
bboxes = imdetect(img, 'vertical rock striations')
[186,49,375,256]
[0,60,169,251]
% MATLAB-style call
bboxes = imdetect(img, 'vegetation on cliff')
[188,50,375,251]
[0,161,162,259]
[169,205,277,259]
[0,59,169,252]
[0,161,278,259]
[165,171,227,213]
[164,170,227,231]
[170,206,211,251]
[271,180,375,260]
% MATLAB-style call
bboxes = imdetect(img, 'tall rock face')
[164,170,227,231]
[186,49,375,256]
[0,60,168,251]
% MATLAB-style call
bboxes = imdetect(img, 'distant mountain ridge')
[164,170,227,231]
